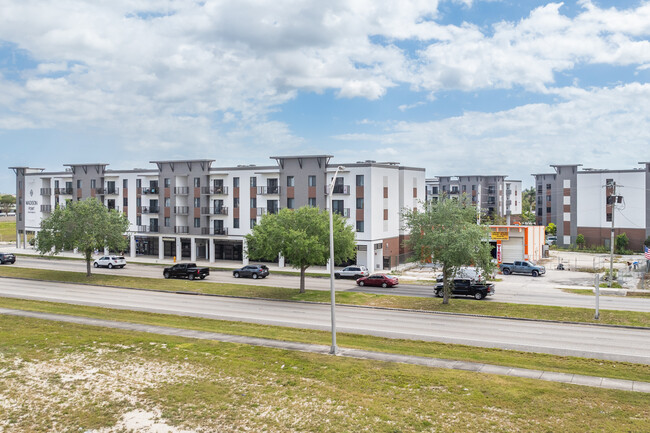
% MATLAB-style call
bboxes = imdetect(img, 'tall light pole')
[328,165,344,355]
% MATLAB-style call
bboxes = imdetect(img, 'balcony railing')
[200,207,210,215]
[257,186,281,195]
[141,206,160,214]
[174,187,189,195]
[94,187,118,195]
[137,225,159,233]
[174,206,189,215]
[326,185,350,195]
[142,187,159,195]
[55,187,73,195]
[203,227,228,236]
[174,226,189,234]
[333,208,350,218]
[209,186,229,195]
[40,188,52,195]
[40,205,52,213]
[212,207,228,215]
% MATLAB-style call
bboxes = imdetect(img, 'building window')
[164,197,170,207]
[164,178,170,188]
[91,179,96,189]
[546,207,551,214]
[356,198,364,209]
[356,175,364,187]
[233,197,239,208]
[546,183,551,190]
[136,216,141,226]
[194,197,200,208]
[287,176,294,187]
[308,197,317,207]
[537,208,542,216]
[268,200,279,214]
[537,184,542,193]
[194,218,201,228]
[287,198,294,209]
[606,213,612,222]
[356,221,364,232]
[122,179,128,189]
[308,175,316,187]
[194,177,200,188]
[123,197,128,207]
[233,177,239,188]
[462,185,466,192]
[136,197,142,207]
[250,177,257,187]
[547,195,551,202]
[233,218,240,229]
[250,218,256,228]
[164,217,170,227]
[77,180,82,189]
[432,186,439,194]
[136,179,142,188]
[250,197,257,208]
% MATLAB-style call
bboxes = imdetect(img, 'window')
[77,180,82,189]
[250,177,257,187]
[606,213,612,222]
[356,198,364,209]
[537,196,542,205]
[123,197,128,207]
[233,177,240,188]
[250,218,256,228]
[287,198,294,209]
[194,197,200,208]
[546,183,551,190]
[308,197,317,207]
[606,178,614,187]
[136,197,142,207]
[287,176,294,187]
[546,207,551,214]
[136,179,142,188]
[308,175,316,187]
[194,218,201,228]
[333,200,344,216]
[432,186,438,194]
[123,179,128,189]
[250,198,257,208]
[164,197,170,207]
[268,200,279,214]
[547,195,551,202]
[537,208,542,216]
[537,184,542,193]
[356,221,364,232]
[136,216,141,226]
[233,197,239,208]
[164,217,170,227]
[233,218,240,229]
[356,175,364,186]
[194,177,200,188]
[462,185,466,192]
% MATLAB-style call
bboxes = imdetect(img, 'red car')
[356,273,399,288]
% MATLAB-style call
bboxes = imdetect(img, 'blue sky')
[1,0,650,193]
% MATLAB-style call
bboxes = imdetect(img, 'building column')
[242,238,249,265]
[326,258,331,272]
[158,236,164,260]
[209,239,215,263]
[130,235,136,259]
[366,243,375,273]
[16,231,20,249]
[278,253,285,268]
[190,237,196,262]
[175,237,182,262]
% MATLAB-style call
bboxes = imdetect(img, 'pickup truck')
[163,263,210,280]
[499,260,545,277]
[434,277,494,300]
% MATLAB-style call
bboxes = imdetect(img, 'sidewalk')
[2,307,649,394]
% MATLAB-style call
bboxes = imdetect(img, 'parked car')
[163,263,210,280]
[434,277,495,300]
[356,273,399,288]
[546,236,557,246]
[499,260,545,277]
[93,256,126,269]
[233,264,269,279]
[0,253,16,264]
[335,265,369,279]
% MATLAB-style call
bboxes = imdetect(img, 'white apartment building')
[11,156,425,271]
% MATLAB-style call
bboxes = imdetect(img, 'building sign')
[491,231,509,241]
[496,243,502,262]
[25,189,38,214]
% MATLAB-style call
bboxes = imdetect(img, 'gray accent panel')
[275,156,329,209]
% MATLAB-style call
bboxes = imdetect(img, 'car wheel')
[200,275,206,280]
[381,282,387,288]
[163,271,170,279]
[234,272,240,278]
[334,273,340,279]
[108,263,113,269]
[252,273,258,279]
[358,281,365,286]
[436,290,443,298]
[189,273,195,280]
[502,268,511,275]
[474,292,484,300]
[532,270,539,277]
[93,262,99,268]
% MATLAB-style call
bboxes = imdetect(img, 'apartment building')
[10,156,425,271]
[425,175,522,221]
[533,163,650,250]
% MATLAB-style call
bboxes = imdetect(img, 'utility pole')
[608,181,617,288]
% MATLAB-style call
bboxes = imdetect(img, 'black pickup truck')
[163,263,210,280]
[434,277,495,300]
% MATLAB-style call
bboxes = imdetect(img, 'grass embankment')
[0,314,648,432]
[0,220,15,242]
[2,266,649,328]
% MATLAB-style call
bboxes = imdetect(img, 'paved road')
[8,257,650,312]
[1,277,649,364]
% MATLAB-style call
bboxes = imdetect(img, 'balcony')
[326,185,350,195]
[174,206,189,215]
[211,186,229,195]
[55,187,73,195]
[212,207,229,215]
[506,189,512,196]
[174,226,189,234]
[137,225,159,233]
[200,207,211,215]
[174,187,189,195]
[95,187,118,195]
[40,188,52,195]
[141,206,160,214]
[333,208,350,218]
[142,187,159,195]
[257,186,281,195]
[257,207,266,216]
[40,205,52,213]
[203,227,228,236]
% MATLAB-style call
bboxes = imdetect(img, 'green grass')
[2,297,650,384]
[0,220,15,242]
[2,266,650,328]
[0,312,648,432]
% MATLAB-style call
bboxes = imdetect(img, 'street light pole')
[328,165,344,355]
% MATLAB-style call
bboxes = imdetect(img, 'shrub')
[615,233,629,254]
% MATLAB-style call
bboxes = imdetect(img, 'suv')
[335,266,369,279]
[233,264,269,279]
[93,256,126,269]
[0,253,16,264]
[434,277,495,300]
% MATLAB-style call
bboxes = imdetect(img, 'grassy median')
[1,266,649,328]
[0,312,648,432]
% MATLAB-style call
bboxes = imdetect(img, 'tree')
[576,234,585,250]
[615,232,629,254]
[245,206,356,293]
[520,187,536,225]
[402,195,495,305]
[35,198,130,276]
[0,194,16,215]
[546,223,556,236]
[644,236,650,248]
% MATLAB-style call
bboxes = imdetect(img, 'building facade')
[10,156,425,271]
[425,175,522,222]
[533,163,650,250]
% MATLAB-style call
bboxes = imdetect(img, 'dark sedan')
[233,264,269,279]
[356,273,399,288]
